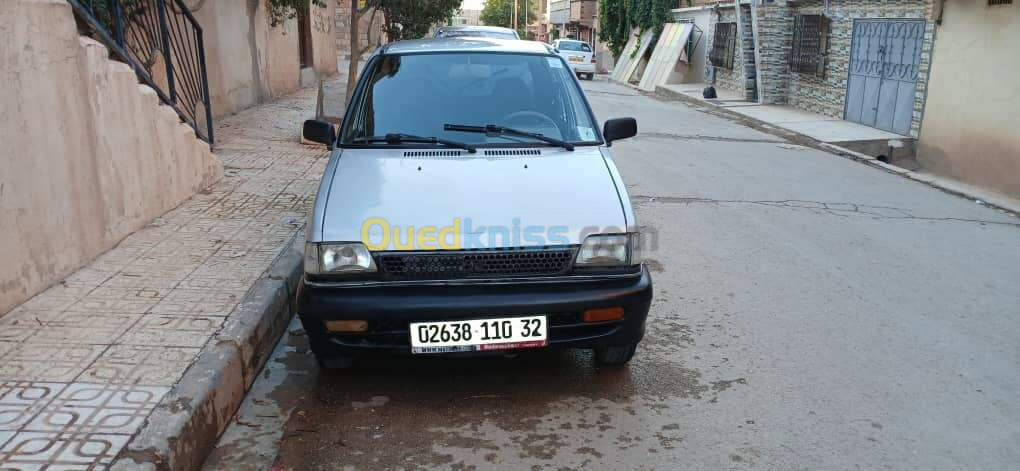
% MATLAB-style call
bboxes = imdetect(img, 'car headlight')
[574,233,641,268]
[305,242,377,275]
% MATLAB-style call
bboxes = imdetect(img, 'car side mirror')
[302,119,335,147]
[603,118,637,146]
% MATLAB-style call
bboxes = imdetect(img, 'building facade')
[705,0,936,137]
[916,0,1020,197]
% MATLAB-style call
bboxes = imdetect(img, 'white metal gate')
[844,19,925,135]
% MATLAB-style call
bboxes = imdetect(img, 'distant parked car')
[299,38,649,369]
[434,25,520,40]
[552,39,595,80]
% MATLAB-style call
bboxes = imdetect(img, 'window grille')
[789,14,830,78]
[709,22,736,69]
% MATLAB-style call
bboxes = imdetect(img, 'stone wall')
[754,1,794,104]
[0,0,222,314]
[753,0,935,137]
[705,5,744,94]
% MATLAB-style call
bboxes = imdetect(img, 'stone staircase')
[739,3,758,101]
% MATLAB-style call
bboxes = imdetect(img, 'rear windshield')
[341,52,600,146]
[557,41,591,52]
[436,30,518,40]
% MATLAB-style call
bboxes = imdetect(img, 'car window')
[557,41,591,53]
[341,53,599,146]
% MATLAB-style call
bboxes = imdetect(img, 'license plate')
[569,56,584,62]
[410,316,548,354]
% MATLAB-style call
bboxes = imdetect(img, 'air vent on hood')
[403,150,463,157]
[484,149,542,156]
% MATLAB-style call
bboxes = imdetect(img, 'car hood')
[318,147,628,250]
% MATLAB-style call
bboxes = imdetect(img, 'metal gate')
[844,19,924,136]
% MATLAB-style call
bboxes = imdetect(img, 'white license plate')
[569,56,584,62]
[410,316,548,354]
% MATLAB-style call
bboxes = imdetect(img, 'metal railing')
[68,0,214,144]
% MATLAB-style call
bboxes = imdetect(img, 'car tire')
[585,73,595,81]
[309,339,354,369]
[315,352,354,369]
[594,344,637,366]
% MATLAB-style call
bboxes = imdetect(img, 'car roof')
[382,38,554,55]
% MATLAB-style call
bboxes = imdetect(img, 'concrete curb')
[650,85,1020,217]
[112,235,305,471]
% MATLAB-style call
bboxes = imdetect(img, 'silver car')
[300,38,651,368]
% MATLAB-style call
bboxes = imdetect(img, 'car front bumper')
[296,266,653,356]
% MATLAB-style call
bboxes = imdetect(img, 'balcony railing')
[68,0,214,144]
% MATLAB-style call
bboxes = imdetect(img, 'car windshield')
[436,30,517,40]
[557,41,591,52]
[341,52,600,146]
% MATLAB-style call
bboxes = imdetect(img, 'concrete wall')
[0,0,222,314]
[191,0,336,118]
[917,0,1020,197]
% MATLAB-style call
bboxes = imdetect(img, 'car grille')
[376,248,576,280]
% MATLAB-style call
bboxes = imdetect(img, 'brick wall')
[705,6,744,94]
[762,0,935,137]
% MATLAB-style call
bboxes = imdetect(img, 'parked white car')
[299,38,649,369]
[552,39,596,80]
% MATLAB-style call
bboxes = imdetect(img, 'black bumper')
[296,267,653,356]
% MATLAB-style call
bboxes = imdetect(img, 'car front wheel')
[594,344,637,366]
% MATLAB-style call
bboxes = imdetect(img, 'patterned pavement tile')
[0,344,106,382]
[116,315,222,348]
[0,383,65,431]
[0,310,47,343]
[25,311,140,346]
[24,383,168,435]
[0,431,130,469]
[81,346,199,386]
[147,289,242,318]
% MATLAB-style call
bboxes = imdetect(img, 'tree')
[381,0,462,42]
[343,0,460,102]
[598,0,672,59]
[480,0,536,39]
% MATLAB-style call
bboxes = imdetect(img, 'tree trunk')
[346,0,360,105]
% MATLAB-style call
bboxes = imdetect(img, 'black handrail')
[68,0,215,144]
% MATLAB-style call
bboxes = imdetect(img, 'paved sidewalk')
[0,84,329,468]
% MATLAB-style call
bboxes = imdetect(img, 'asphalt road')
[203,79,1020,470]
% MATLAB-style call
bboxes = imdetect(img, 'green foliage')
[267,0,327,28]
[480,0,537,39]
[598,0,672,60]
[381,0,462,41]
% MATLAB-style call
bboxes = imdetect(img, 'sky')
[461,0,483,10]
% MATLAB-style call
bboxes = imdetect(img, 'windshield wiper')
[351,133,476,153]
[444,124,575,151]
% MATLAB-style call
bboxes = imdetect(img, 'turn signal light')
[325,320,369,332]
[583,307,624,322]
